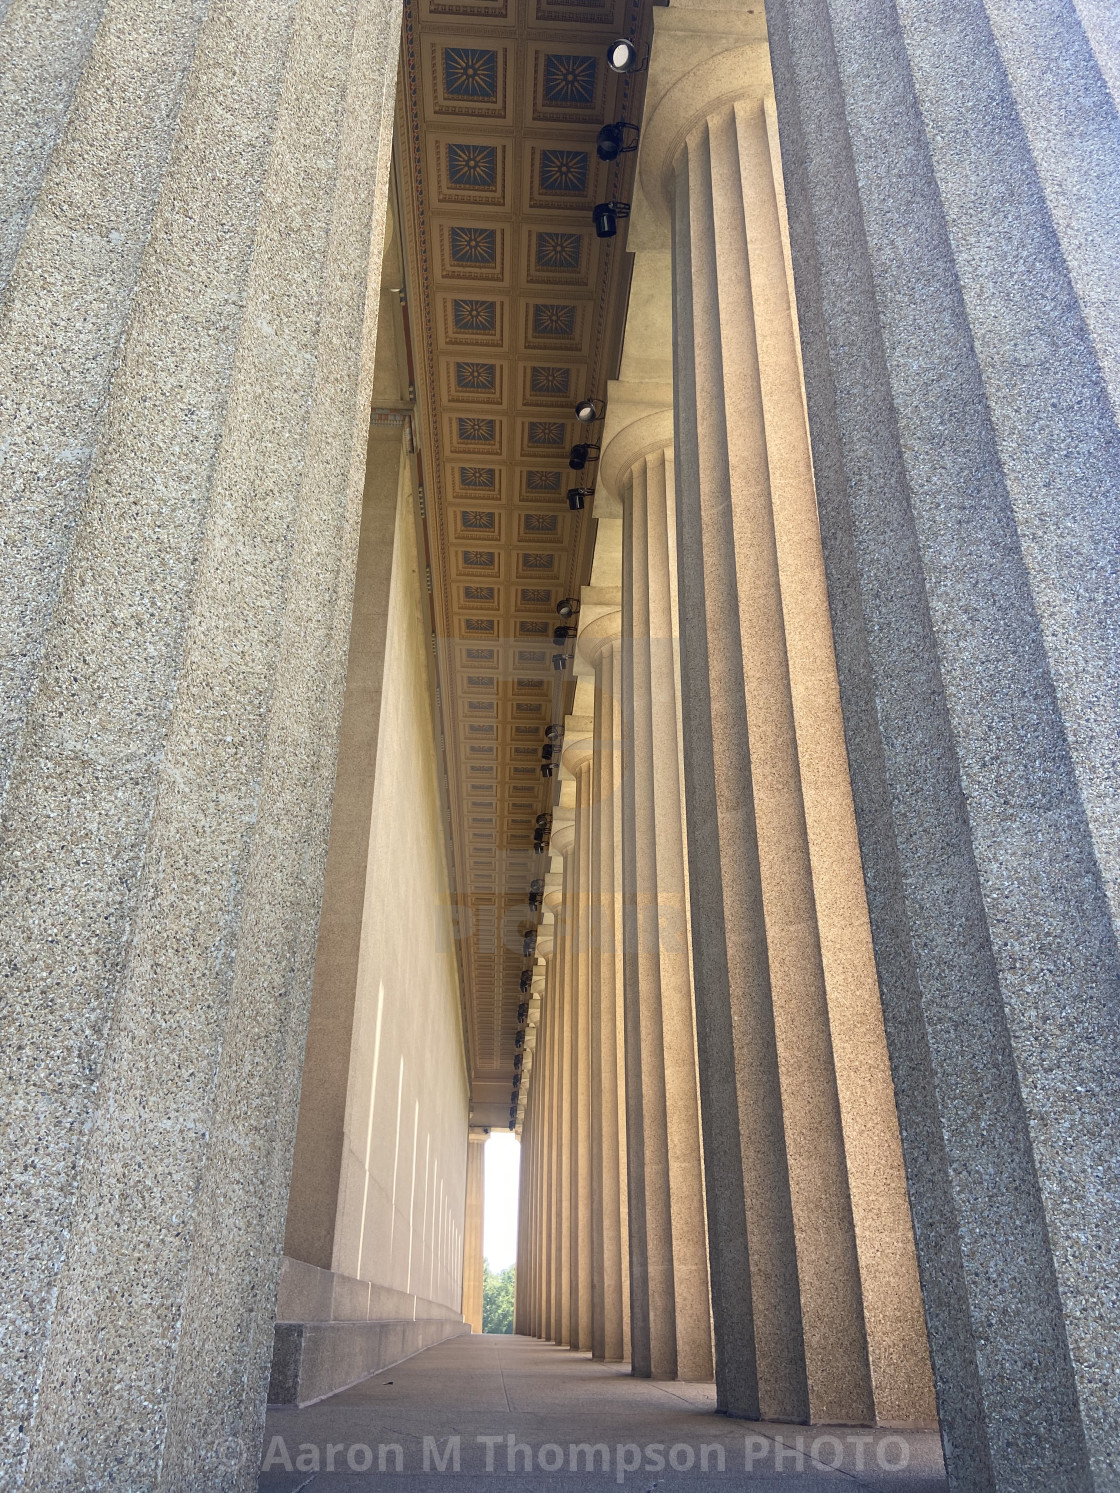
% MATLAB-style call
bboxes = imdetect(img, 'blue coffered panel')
[526,469,562,491]
[447,142,497,189]
[542,53,596,106]
[452,299,496,333]
[449,226,496,265]
[535,231,581,270]
[456,361,497,391]
[532,303,576,337]
[459,466,496,488]
[530,366,571,396]
[539,149,588,194]
[527,421,565,446]
[458,417,496,442]
[444,47,498,101]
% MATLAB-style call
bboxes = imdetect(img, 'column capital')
[562,734,595,775]
[600,406,674,503]
[639,15,771,224]
[577,608,623,670]
[550,821,576,858]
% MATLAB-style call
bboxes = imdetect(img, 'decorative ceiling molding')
[397,0,649,1124]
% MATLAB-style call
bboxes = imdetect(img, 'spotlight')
[545,724,564,742]
[536,814,552,828]
[517,1002,530,1023]
[523,931,537,958]
[567,486,593,511]
[592,201,630,239]
[568,442,600,471]
[541,763,553,778]
[556,597,580,619]
[520,970,532,993]
[515,1028,525,1049]
[552,652,568,670]
[512,1070,521,1086]
[553,625,576,645]
[606,37,646,73]
[514,1054,523,1070]
[541,742,555,762]
[509,1118,517,1130]
[531,877,545,894]
[596,121,639,162]
[574,397,605,423]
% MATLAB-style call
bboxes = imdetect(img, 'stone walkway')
[257,1334,947,1491]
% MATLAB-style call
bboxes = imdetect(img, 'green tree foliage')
[482,1260,515,1334]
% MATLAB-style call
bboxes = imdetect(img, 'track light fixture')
[592,200,630,239]
[574,397,605,423]
[606,37,647,73]
[556,597,580,619]
[567,486,593,511]
[568,442,601,471]
[596,120,639,162]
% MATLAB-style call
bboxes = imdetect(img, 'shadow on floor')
[256,1334,946,1491]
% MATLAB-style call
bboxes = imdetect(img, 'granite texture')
[268,1318,471,1409]
[0,1,402,1488]
[767,0,1119,1487]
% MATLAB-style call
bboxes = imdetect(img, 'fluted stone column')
[579,607,629,1363]
[544,851,574,1345]
[760,1,1120,1484]
[604,408,713,1384]
[562,726,595,1353]
[639,0,939,1435]
[463,1129,487,1334]
[529,918,554,1338]
[0,4,400,1489]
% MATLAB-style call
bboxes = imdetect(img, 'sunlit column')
[579,609,629,1363]
[640,19,933,1424]
[462,1128,487,1334]
[604,410,713,1383]
[530,917,553,1338]
[561,729,594,1353]
[545,833,574,1346]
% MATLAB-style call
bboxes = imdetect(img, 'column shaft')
[0,4,400,1487]
[463,1131,486,1334]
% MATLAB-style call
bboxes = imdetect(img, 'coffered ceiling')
[395,0,649,1125]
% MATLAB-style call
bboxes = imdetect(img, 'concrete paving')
[257,1333,947,1491]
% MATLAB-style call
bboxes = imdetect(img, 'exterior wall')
[329,472,470,1313]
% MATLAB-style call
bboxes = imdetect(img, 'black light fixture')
[517,1001,530,1023]
[553,624,576,646]
[512,1070,521,1086]
[567,486,593,511]
[606,37,647,73]
[514,1053,523,1070]
[536,813,552,829]
[541,762,553,779]
[552,652,568,671]
[523,930,537,958]
[520,969,532,993]
[568,442,600,471]
[545,724,564,742]
[514,1028,525,1049]
[592,200,630,239]
[556,597,580,619]
[596,120,639,162]
[574,396,605,424]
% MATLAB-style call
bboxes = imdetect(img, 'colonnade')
[515,5,935,1423]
